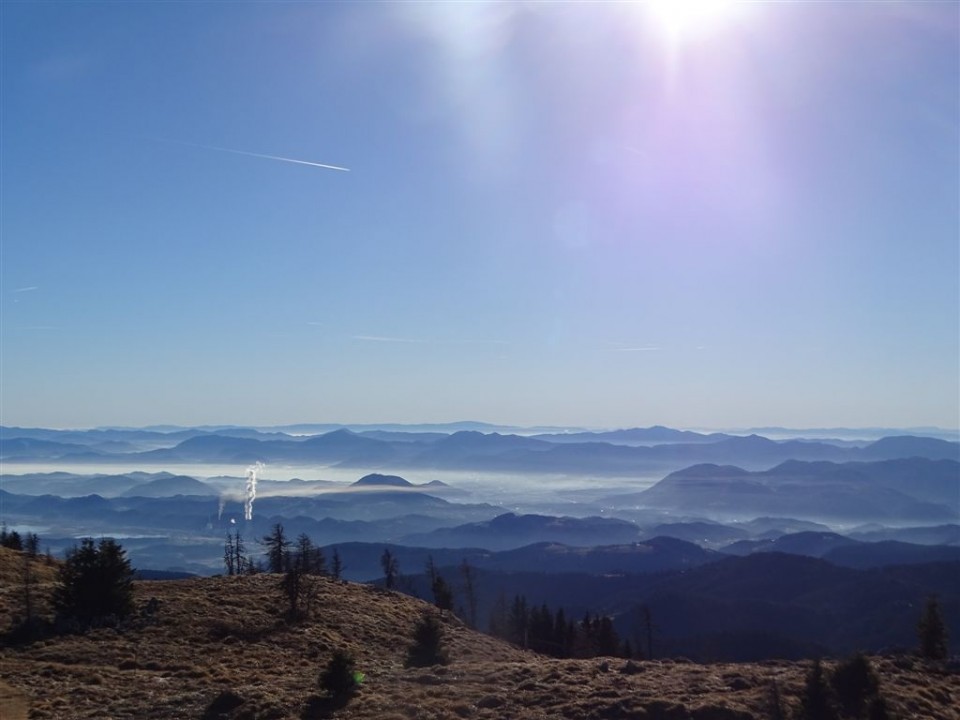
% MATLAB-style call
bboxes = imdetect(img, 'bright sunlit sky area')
[1,2,958,430]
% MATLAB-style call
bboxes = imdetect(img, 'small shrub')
[831,653,879,718]
[406,610,448,667]
[319,649,359,699]
[867,695,894,720]
[201,690,244,719]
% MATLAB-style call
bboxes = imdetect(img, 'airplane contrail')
[154,137,350,172]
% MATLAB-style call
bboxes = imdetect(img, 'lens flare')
[644,0,744,43]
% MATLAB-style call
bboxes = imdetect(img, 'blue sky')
[1,1,957,430]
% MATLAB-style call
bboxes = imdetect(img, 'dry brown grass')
[0,679,30,720]
[0,570,956,719]
[0,547,59,629]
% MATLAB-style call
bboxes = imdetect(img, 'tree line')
[374,548,639,659]
[224,523,344,579]
[487,594,634,659]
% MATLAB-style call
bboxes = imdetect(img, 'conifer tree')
[381,548,399,589]
[262,523,291,573]
[331,547,343,580]
[489,592,508,639]
[917,594,949,661]
[459,559,478,629]
[295,534,325,575]
[431,572,454,615]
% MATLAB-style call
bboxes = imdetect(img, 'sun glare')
[643,0,744,43]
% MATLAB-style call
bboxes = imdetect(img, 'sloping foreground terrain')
[0,565,957,720]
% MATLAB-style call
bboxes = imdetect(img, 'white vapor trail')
[156,138,350,172]
[244,462,265,521]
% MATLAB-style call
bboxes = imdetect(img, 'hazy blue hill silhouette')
[642,520,750,547]
[0,425,202,443]
[295,429,397,461]
[843,457,960,505]
[660,463,747,478]
[492,536,720,573]
[147,434,267,462]
[737,516,833,538]
[644,435,849,465]
[435,431,551,451]
[633,458,959,522]
[407,430,553,470]
[19,492,113,517]
[531,426,730,445]
[398,512,642,550]
[848,523,960,545]
[0,437,103,459]
[326,536,718,580]
[0,472,147,497]
[860,435,960,461]
[822,540,960,568]
[253,489,458,521]
[120,474,217,497]
[721,531,860,558]
[357,430,448,443]
[762,531,860,556]
[351,473,413,488]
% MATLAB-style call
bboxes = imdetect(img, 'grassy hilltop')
[0,547,957,720]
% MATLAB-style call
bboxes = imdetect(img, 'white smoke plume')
[217,496,226,522]
[244,462,264,521]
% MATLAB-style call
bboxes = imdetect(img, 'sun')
[643,0,745,43]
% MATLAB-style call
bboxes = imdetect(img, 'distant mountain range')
[619,458,959,522]
[398,512,643,550]
[326,535,721,581]
[721,530,960,568]
[3,425,957,476]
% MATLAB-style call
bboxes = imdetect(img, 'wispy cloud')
[351,334,509,346]
[352,335,421,344]
[12,286,39,293]
[605,340,661,352]
[153,138,350,172]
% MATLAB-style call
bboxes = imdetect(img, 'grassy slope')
[0,548,956,720]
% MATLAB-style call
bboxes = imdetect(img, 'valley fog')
[0,461,662,515]
[2,425,957,578]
